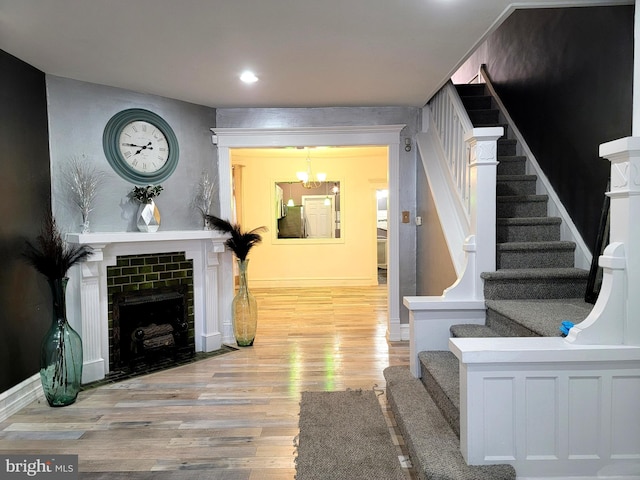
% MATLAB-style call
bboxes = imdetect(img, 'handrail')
[429,81,474,216]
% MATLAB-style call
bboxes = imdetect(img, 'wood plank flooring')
[0,285,414,479]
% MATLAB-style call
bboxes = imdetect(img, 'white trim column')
[203,240,228,349]
[78,246,107,383]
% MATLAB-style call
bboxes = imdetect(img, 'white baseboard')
[400,323,410,341]
[0,374,44,422]
[251,276,379,288]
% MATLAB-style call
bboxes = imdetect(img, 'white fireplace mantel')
[66,230,234,383]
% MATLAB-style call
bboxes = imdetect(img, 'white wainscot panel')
[483,377,516,461]
[525,377,559,460]
[568,376,602,460]
[610,376,640,458]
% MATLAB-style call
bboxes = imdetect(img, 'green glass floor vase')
[40,277,83,407]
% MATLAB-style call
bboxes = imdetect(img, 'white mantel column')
[76,246,108,383]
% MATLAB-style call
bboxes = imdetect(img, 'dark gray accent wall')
[468,6,633,251]
[0,50,52,392]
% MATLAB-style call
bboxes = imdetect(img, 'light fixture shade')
[317,172,327,182]
[297,171,308,182]
[287,198,295,207]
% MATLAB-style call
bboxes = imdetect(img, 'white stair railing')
[429,81,474,217]
[406,81,502,377]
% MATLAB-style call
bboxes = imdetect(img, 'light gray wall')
[47,76,217,233]
[217,107,420,324]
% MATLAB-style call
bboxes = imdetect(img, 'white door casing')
[211,125,404,341]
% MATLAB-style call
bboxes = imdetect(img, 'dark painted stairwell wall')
[456,5,633,253]
[0,50,53,393]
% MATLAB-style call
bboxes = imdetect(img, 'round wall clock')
[103,108,179,184]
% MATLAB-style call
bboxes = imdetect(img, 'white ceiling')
[0,0,630,108]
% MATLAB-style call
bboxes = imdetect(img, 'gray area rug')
[296,389,405,480]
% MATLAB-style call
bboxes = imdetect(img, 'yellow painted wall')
[231,146,388,288]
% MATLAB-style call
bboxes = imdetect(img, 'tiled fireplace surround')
[67,231,233,384]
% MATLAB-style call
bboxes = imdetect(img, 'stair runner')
[385,83,594,479]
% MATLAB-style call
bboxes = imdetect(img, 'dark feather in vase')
[204,215,267,262]
[23,213,93,280]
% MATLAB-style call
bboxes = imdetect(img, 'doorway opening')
[376,189,389,285]
[212,125,404,342]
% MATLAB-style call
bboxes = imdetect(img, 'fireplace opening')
[112,285,195,370]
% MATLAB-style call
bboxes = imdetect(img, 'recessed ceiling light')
[240,71,258,84]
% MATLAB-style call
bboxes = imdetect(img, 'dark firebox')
[112,285,194,370]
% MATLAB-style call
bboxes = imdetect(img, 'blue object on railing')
[559,320,575,337]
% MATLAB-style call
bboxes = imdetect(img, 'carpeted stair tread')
[498,139,517,156]
[455,84,487,96]
[450,324,501,338]
[497,217,562,242]
[481,268,589,300]
[496,157,526,175]
[497,174,537,181]
[418,351,460,437]
[497,217,562,226]
[497,194,549,218]
[460,95,492,110]
[497,175,537,194]
[384,366,516,480]
[486,298,592,337]
[468,109,500,126]
[497,194,549,203]
[496,241,575,251]
[481,267,588,280]
[497,155,526,162]
[496,241,576,269]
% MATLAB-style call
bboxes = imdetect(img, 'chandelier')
[296,148,326,189]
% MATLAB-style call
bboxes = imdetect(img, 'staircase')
[385,83,595,479]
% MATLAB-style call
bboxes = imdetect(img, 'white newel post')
[601,137,640,345]
[462,127,502,297]
[404,126,502,377]
[566,137,640,346]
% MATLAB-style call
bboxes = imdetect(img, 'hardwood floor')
[0,285,413,479]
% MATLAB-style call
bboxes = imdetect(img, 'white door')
[303,196,334,238]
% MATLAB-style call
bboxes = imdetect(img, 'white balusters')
[429,82,474,217]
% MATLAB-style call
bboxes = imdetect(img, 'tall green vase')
[232,259,257,346]
[40,277,83,407]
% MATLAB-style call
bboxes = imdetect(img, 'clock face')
[103,109,179,184]
[118,120,170,174]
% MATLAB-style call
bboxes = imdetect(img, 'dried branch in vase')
[194,171,216,229]
[64,155,104,233]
